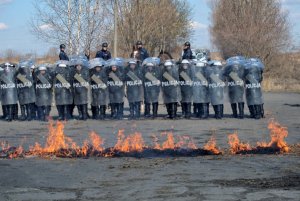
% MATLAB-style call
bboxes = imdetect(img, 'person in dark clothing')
[182,41,194,60]
[59,44,69,61]
[95,42,112,61]
[130,41,149,63]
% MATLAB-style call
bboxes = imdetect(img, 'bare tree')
[107,0,192,57]
[30,0,111,56]
[210,0,290,71]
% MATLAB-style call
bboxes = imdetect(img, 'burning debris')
[0,119,291,159]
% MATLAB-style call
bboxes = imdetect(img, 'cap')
[136,41,143,45]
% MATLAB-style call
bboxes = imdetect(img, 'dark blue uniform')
[95,50,112,61]
[182,48,194,60]
[59,51,69,61]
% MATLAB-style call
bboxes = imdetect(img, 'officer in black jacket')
[131,41,149,63]
[95,42,112,61]
[182,42,194,60]
[59,44,69,61]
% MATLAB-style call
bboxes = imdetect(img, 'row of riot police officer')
[0,55,264,121]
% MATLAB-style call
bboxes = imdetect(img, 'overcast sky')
[0,0,299,56]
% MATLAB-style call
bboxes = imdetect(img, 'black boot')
[144,103,151,118]
[238,102,244,119]
[57,105,64,121]
[45,106,51,121]
[77,105,83,120]
[100,105,106,120]
[37,106,45,121]
[95,106,100,120]
[152,102,158,119]
[166,103,172,119]
[5,105,12,122]
[13,104,18,120]
[19,105,26,121]
[202,103,209,119]
[220,104,224,118]
[26,104,32,121]
[31,103,38,120]
[135,102,141,119]
[261,104,265,118]
[117,103,123,120]
[129,103,135,119]
[254,105,261,120]
[2,105,7,119]
[231,103,238,118]
[185,103,191,119]
[206,103,210,117]
[82,104,88,121]
[181,102,186,118]
[91,106,97,119]
[64,105,70,121]
[248,105,255,118]
[111,103,117,119]
[213,105,222,119]
[193,103,198,117]
[173,102,178,119]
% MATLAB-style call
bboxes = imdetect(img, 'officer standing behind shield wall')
[89,58,109,120]
[95,42,112,61]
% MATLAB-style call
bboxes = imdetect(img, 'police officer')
[182,42,194,60]
[34,65,53,121]
[207,60,225,119]
[161,60,181,119]
[106,58,125,120]
[89,58,108,120]
[17,60,36,121]
[54,60,73,121]
[59,44,69,61]
[0,63,18,121]
[142,58,161,119]
[71,56,90,121]
[131,41,149,63]
[179,59,193,119]
[95,42,112,61]
[125,59,143,119]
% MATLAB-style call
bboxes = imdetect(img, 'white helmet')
[39,66,47,71]
[181,59,189,64]
[164,61,173,66]
[146,62,154,67]
[196,62,205,67]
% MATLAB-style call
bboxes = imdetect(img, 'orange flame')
[228,132,252,154]
[257,120,289,152]
[203,136,222,154]
[114,130,145,152]
[152,132,198,150]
